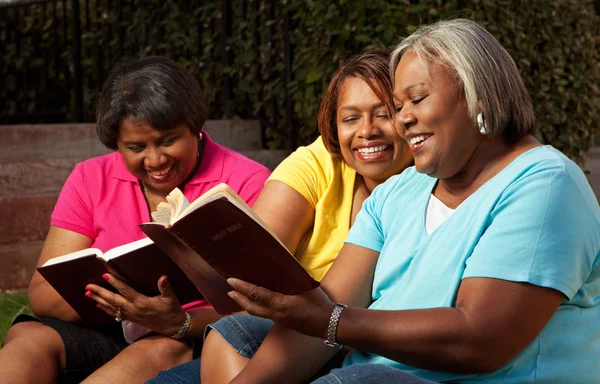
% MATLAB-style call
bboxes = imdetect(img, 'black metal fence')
[0,0,296,149]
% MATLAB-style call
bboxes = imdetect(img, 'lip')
[146,163,175,182]
[353,141,393,162]
[405,133,433,154]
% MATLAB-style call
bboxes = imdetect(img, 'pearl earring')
[477,113,487,135]
[198,132,203,141]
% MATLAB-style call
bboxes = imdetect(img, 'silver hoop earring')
[477,113,487,135]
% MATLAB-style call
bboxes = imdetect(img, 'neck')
[361,176,379,194]
[141,182,167,212]
[178,138,205,191]
[437,135,539,206]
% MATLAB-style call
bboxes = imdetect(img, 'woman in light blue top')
[201,19,600,384]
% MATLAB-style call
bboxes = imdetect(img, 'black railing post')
[71,0,83,121]
[267,0,278,144]
[221,0,233,118]
[282,5,295,150]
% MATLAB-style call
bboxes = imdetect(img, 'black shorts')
[13,314,128,383]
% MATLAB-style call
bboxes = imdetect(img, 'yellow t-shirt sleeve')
[268,137,331,208]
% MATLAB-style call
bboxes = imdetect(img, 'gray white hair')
[390,19,535,142]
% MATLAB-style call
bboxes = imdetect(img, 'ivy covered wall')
[1,0,599,163]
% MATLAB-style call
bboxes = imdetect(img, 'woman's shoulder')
[71,151,127,179]
[368,167,433,209]
[376,167,430,194]
[503,145,592,194]
[281,137,346,173]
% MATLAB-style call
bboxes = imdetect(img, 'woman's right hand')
[28,226,94,322]
[85,273,187,336]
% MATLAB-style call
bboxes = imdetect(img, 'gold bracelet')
[171,312,191,340]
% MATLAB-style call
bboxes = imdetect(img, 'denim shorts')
[205,313,274,359]
[147,315,270,384]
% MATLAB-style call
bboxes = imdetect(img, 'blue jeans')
[148,314,438,384]
[312,364,438,384]
[147,359,199,384]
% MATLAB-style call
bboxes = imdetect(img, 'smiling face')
[337,76,412,188]
[393,52,482,180]
[117,120,199,195]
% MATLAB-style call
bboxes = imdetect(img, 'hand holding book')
[84,272,189,338]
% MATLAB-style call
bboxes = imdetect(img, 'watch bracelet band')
[324,303,347,348]
[171,311,191,340]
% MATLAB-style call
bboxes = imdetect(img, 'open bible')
[140,183,319,314]
[37,237,202,325]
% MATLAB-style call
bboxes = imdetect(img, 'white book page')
[102,237,154,261]
[42,248,103,266]
[151,188,191,226]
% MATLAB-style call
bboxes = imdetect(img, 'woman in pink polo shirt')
[0,56,271,383]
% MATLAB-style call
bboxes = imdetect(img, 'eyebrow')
[403,83,426,93]
[339,102,385,112]
[394,82,427,100]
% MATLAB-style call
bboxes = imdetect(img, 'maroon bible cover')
[139,185,319,315]
[37,239,203,325]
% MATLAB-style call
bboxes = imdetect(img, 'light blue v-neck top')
[344,146,600,383]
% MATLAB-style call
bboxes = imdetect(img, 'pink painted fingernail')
[85,285,92,291]
[85,291,92,298]
[102,274,110,281]
[161,276,169,287]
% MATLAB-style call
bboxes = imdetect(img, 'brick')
[0,159,76,197]
[0,241,43,290]
[0,124,111,162]
[0,195,54,245]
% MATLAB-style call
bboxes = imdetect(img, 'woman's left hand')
[85,274,187,336]
[227,277,335,339]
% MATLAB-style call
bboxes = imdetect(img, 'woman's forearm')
[334,278,564,374]
[28,279,81,322]
[335,306,493,373]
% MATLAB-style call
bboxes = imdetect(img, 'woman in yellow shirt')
[148,49,413,383]
[253,49,413,281]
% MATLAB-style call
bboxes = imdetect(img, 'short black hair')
[96,56,208,150]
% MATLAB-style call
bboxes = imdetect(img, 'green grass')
[0,291,32,345]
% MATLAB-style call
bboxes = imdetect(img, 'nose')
[144,147,168,169]
[357,116,382,139]
[395,111,416,135]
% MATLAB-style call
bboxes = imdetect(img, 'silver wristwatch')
[324,303,347,348]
